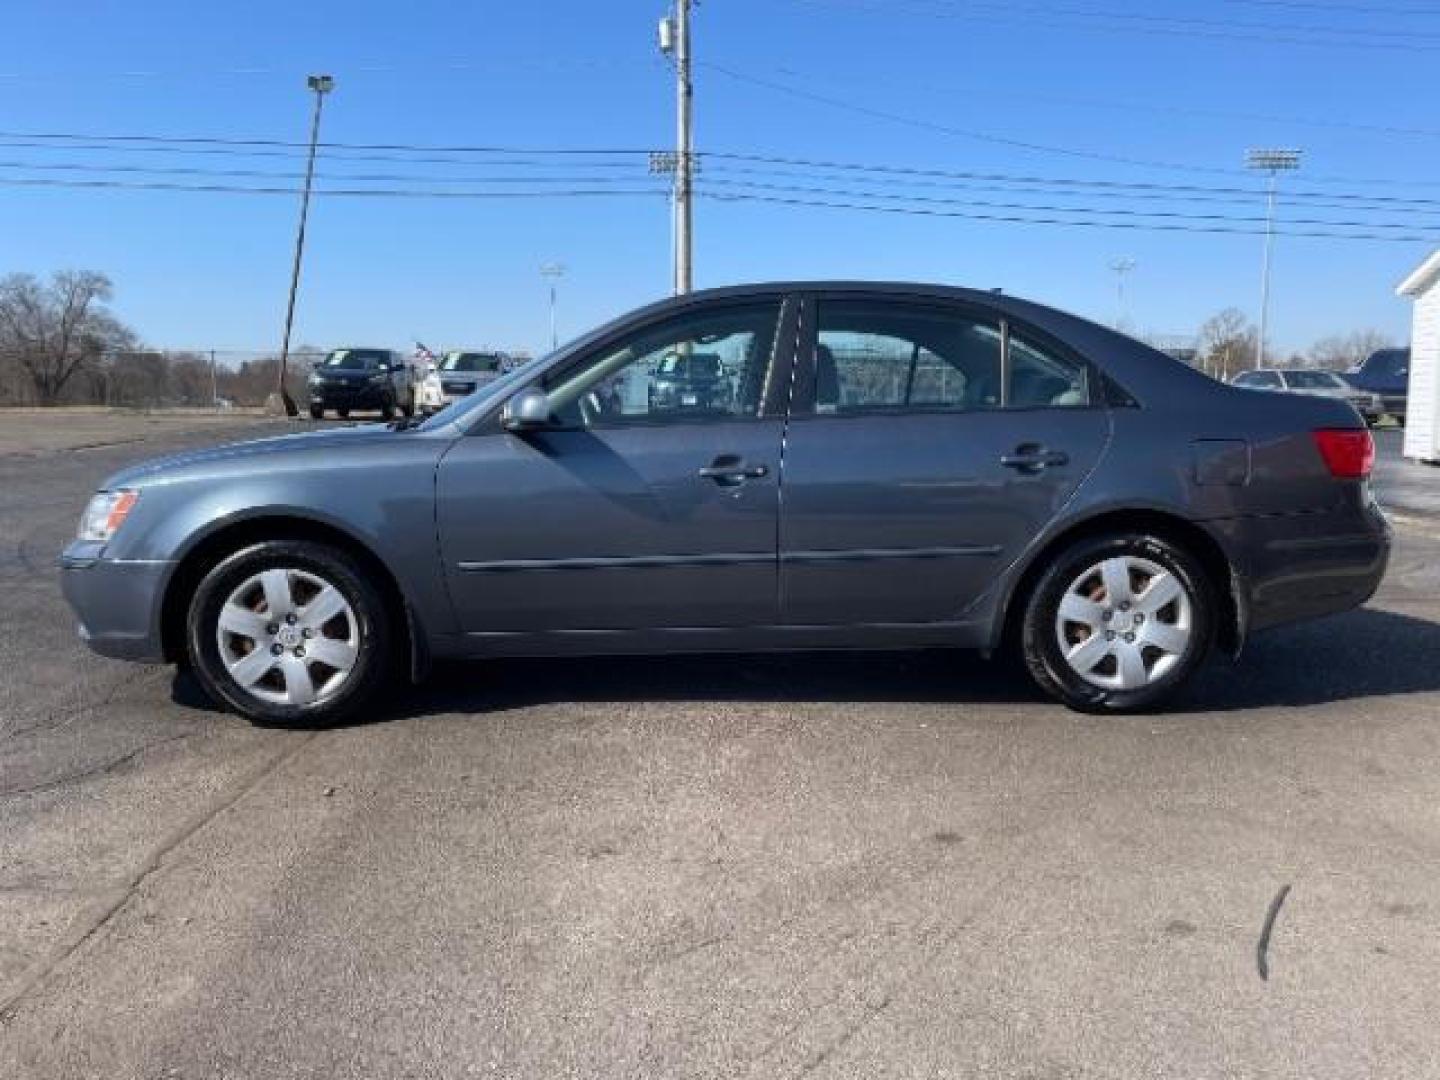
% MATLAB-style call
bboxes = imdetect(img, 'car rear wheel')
[308,404,323,420]
[1020,533,1215,713]
[185,540,392,726]
[380,400,395,421]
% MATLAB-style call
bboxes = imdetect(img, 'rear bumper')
[1209,495,1391,637]
[58,542,171,662]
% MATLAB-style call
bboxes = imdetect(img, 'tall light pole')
[541,262,566,350]
[658,2,694,294]
[1108,257,1136,329]
[1246,148,1301,370]
[273,73,334,417]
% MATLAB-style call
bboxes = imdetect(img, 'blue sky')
[2,0,1438,359]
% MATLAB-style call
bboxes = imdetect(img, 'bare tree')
[1196,308,1257,380]
[0,271,136,404]
[1307,329,1395,373]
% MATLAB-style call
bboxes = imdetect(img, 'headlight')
[78,490,139,542]
[308,373,323,385]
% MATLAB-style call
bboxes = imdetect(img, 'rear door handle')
[1001,446,1069,472]
[698,455,769,486]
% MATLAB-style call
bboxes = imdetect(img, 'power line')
[695,70,1440,189]
[792,0,1440,50]
[0,130,656,155]
[700,163,1440,213]
[9,149,1440,212]
[749,64,1440,143]
[0,159,656,185]
[8,133,1440,207]
[695,177,1440,233]
[911,0,1440,39]
[699,60,1245,177]
[1222,0,1440,14]
[0,176,669,199]
[697,189,1440,242]
[2,171,1432,243]
[699,150,1440,204]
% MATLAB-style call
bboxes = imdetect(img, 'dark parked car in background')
[1344,347,1410,423]
[647,349,732,414]
[437,350,514,405]
[1231,367,1383,424]
[60,283,1388,725]
[307,348,414,420]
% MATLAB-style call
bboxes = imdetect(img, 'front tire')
[308,404,324,420]
[185,540,392,726]
[1020,533,1215,713]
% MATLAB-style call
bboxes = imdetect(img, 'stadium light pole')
[273,74,334,417]
[541,262,566,350]
[1246,148,1301,370]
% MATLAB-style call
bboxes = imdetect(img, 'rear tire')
[337,408,350,419]
[185,540,393,727]
[380,399,396,421]
[308,404,324,420]
[1020,532,1215,713]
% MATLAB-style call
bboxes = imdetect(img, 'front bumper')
[310,384,390,409]
[59,541,172,662]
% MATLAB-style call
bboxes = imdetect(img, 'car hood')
[101,425,412,489]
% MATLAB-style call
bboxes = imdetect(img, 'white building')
[1398,249,1440,463]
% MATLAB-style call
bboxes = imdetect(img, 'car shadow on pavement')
[1183,607,1440,712]
[403,606,1440,719]
[170,607,1440,723]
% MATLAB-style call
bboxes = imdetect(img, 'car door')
[436,296,796,634]
[778,293,1110,626]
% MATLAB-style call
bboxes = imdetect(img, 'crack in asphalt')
[0,732,318,1021]
[0,731,196,800]
[0,667,170,743]
[1257,883,1292,982]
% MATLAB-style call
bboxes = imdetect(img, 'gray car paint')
[59,281,1389,673]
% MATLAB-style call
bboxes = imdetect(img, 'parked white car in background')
[1231,367,1384,425]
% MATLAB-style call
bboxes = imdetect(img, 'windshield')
[323,349,388,371]
[1285,370,1342,389]
[440,351,503,373]
[1364,349,1408,377]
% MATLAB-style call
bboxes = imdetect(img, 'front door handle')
[698,455,769,486]
[1001,445,1069,473]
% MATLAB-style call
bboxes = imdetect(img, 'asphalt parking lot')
[2,412,1439,1079]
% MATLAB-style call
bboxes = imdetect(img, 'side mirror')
[501,387,554,431]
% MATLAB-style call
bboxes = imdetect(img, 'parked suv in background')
[1231,367,1383,425]
[1344,347,1410,424]
[648,350,733,414]
[436,351,513,404]
[308,348,414,420]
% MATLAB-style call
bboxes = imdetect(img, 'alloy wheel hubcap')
[1054,555,1193,691]
[215,568,359,707]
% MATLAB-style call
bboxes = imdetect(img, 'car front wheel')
[1021,533,1215,713]
[185,540,392,726]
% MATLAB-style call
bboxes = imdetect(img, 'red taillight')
[1312,428,1374,479]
